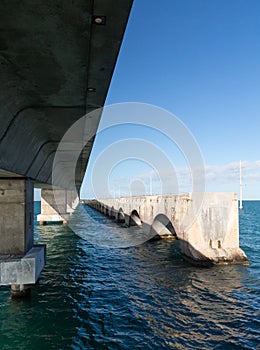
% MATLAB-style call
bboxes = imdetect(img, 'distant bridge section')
[87,193,249,266]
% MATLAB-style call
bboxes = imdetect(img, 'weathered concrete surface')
[0,245,46,285]
[0,179,46,292]
[37,189,79,224]
[0,178,34,255]
[87,193,249,266]
[0,1,133,185]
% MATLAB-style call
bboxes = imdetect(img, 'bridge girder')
[0,0,133,189]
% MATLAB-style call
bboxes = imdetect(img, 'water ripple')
[0,201,259,349]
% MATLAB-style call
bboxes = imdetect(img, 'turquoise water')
[0,201,259,349]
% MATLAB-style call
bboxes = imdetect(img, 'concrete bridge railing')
[86,193,248,266]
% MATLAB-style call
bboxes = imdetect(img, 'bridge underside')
[0,0,133,296]
[0,0,132,185]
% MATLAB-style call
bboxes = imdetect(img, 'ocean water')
[0,201,259,349]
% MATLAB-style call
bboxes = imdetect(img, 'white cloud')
[131,160,260,197]
[101,160,260,199]
[205,160,260,183]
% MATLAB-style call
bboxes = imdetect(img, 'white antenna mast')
[239,160,243,210]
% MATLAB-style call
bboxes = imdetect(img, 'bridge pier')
[0,178,46,297]
[37,189,78,225]
[179,193,249,266]
[125,211,142,227]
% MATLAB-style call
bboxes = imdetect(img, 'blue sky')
[80,0,260,199]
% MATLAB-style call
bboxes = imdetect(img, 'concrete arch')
[129,209,142,227]
[116,208,125,223]
[151,214,177,239]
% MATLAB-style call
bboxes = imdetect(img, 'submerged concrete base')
[0,245,46,289]
[11,284,32,298]
[181,241,249,266]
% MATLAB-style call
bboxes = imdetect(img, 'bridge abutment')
[0,178,46,297]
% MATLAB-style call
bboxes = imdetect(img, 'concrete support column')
[11,284,31,298]
[37,189,79,225]
[179,193,249,265]
[124,214,131,227]
[0,178,46,297]
[0,178,33,256]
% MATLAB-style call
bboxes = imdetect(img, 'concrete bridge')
[86,193,248,266]
[0,1,249,297]
[0,0,133,297]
